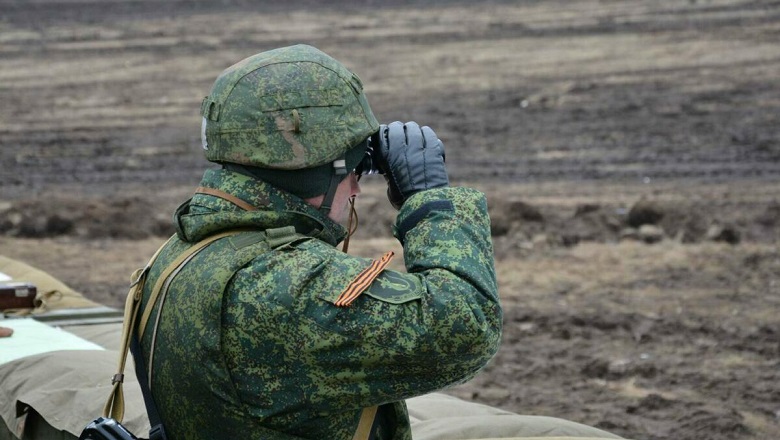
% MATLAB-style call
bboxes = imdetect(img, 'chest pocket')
[310,268,425,341]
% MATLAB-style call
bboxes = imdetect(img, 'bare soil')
[1,1,779,439]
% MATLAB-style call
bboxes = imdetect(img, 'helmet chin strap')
[318,157,347,216]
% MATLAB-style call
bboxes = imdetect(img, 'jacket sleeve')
[309,186,502,409]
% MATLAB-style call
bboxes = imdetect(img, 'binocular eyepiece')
[353,134,384,177]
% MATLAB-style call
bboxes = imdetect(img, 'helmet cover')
[201,44,379,171]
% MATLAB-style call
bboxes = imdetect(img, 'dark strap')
[130,335,167,440]
[319,157,348,215]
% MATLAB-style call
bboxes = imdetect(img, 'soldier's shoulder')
[234,236,371,280]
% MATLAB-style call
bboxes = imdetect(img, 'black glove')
[377,121,449,209]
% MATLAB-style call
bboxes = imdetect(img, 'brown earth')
[1,1,779,439]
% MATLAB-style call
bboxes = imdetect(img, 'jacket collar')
[174,168,347,246]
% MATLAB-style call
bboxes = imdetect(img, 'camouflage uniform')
[135,45,502,440]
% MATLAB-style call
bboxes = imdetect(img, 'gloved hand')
[377,121,449,209]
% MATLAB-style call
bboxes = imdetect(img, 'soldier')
[134,44,502,439]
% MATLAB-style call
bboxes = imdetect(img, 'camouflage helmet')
[200,44,379,172]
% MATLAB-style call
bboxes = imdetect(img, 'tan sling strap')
[353,405,379,440]
[103,230,240,422]
[102,235,174,422]
[142,229,255,389]
[195,186,258,212]
[137,229,241,341]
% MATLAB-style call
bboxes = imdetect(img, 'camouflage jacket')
[135,168,502,440]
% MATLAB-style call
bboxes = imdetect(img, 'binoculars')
[79,417,139,440]
[353,134,384,178]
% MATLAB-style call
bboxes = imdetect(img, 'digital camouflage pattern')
[201,45,379,170]
[135,168,502,440]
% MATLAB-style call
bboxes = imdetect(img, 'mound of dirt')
[484,195,772,258]
[0,196,173,239]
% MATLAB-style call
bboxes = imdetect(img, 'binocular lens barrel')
[354,135,383,177]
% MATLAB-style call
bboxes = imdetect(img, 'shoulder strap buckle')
[266,226,300,248]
